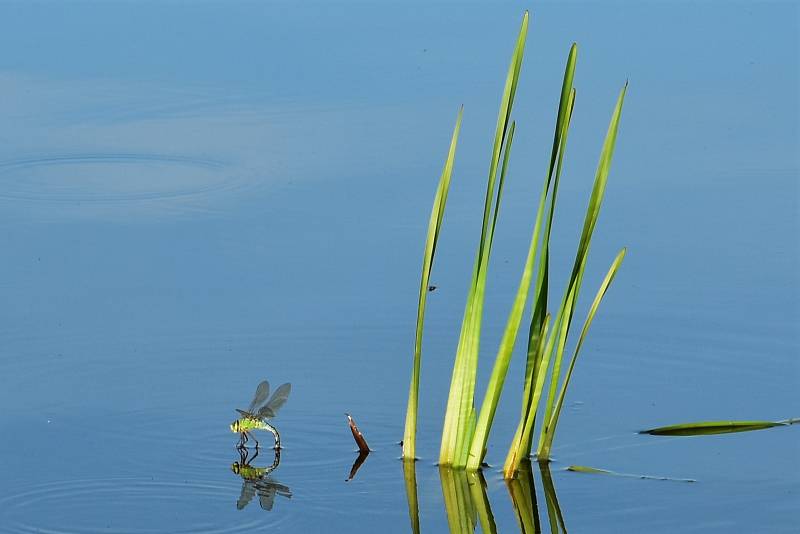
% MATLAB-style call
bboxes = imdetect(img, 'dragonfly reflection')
[231,446,292,511]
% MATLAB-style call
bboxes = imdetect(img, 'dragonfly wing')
[257,485,277,511]
[273,480,292,498]
[247,381,270,413]
[237,480,256,510]
[235,409,254,418]
[257,383,291,419]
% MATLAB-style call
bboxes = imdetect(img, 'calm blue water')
[0,2,797,532]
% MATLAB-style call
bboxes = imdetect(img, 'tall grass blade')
[535,82,628,461]
[440,11,528,467]
[537,248,626,459]
[503,79,626,476]
[403,107,463,460]
[502,45,577,477]
[468,51,577,469]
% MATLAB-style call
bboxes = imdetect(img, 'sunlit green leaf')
[440,11,528,468]
[402,107,463,460]
[640,420,794,436]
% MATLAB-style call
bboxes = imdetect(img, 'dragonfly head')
[230,420,239,433]
[231,462,241,474]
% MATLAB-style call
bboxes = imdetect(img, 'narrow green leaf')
[467,123,533,470]
[503,44,578,479]
[403,107,463,460]
[536,82,627,461]
[524,45,577,420]
[640,420,793,436]
[567,465,610,475]
[538,248,626,458]
[440,10,528,467]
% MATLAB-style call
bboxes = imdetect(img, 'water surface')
[0,2,797,532]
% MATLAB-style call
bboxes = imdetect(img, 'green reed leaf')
[640,419,796,436]
[403,107,462,460]
[440,11,528,467]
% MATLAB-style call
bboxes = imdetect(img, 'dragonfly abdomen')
[236,418,269,432]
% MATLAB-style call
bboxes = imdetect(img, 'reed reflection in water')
[403,460,566,533]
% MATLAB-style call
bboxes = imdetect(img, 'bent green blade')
[538,248,626,459]
[403,107,463,460]
[640,420,792,436]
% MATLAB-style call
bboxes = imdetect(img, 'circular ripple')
[0,477,292,534]
[0,153,245,203]
[68,408,352,483]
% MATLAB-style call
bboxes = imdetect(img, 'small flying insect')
[230,380,291,449]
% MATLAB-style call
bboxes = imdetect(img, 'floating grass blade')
[440,11,528,468]
[467,46,578,471]
[537,247,627,459]
[640,419,797,436]
[403,107,463,460]
[567,465,696,483]
[567,465,611,475]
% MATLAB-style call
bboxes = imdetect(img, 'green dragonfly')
[230,380,291,449]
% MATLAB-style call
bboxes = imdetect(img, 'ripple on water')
[77,409,355,479]
[0,476,293,534]
[0,153,249,204]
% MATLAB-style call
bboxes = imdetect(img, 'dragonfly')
[230,380,291,449]
[232,446,291,511]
